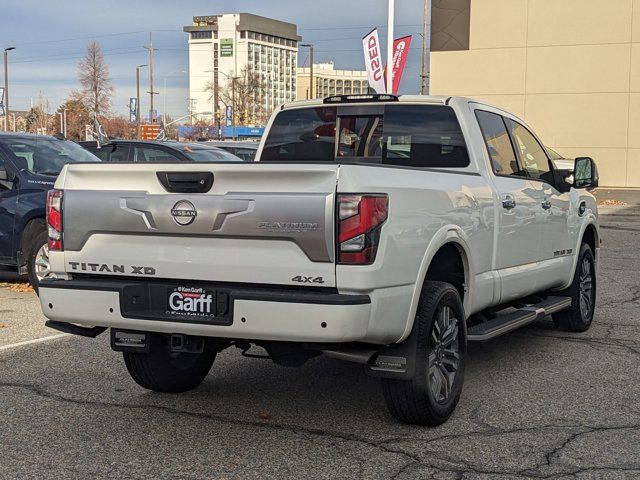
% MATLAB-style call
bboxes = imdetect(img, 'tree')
[204,66,268,126]
[25,106,47,133]
[99,115,135,139]
[77,41,113,116]
[56,93,91,141]
[25,92,53,134]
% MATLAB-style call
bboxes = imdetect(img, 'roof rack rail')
[323,94,399,104]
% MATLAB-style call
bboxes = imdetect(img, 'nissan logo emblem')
[171,200,197,226]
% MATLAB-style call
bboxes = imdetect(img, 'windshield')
[260,104,470,168]
[181,146,243,162]
[4,137,100,176]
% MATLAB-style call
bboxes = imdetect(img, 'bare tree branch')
[77,41,113,116]
[204,66,269,125]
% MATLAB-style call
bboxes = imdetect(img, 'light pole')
[4,47,15,131]
[300,44,314,99]
[162,70,186,125]
[136,64,147,137]
[207,70,239,139]
[387,0,395,94]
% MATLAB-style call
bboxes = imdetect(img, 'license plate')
[165,286,216,321]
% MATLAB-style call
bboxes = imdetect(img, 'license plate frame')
[120,283,232,326]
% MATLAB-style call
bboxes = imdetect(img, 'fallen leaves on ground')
[598,199,628,206]
[257,411,272,420]
[0,323,7,328]
[0,282,34,293]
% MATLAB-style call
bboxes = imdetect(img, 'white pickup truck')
[39,95,600,425]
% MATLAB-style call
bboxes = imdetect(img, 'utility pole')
[387,0,395,94]
[301,44,314,99]
[420,0,429,95]
[136,64,147,138]
[3,47,15,131]
[144,34,158,123]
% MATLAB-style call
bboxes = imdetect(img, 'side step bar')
[468,296,571,342]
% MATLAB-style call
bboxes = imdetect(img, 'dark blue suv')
[0,133,99,290]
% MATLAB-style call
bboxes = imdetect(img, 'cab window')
[133,146,182,163]
[475,110,522,176]
[505,119,553,183]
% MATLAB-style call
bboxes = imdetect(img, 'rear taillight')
[337,194,388,265]
[47,190,63,251]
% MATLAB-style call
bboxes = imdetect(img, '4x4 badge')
[171,200,197,226]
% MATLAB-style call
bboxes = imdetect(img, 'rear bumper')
[39,278,372,343]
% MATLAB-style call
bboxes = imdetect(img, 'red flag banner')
[388,35,412,94]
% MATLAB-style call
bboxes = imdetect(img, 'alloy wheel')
[579,257,594,319]
[428,305,460,403]
[34,243,51,282]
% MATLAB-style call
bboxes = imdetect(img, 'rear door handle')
[501,195,516,210]
[541,199,551,210]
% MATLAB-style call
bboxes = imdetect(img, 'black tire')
[123,334,217,393]
[24,219,48,294]
[553,243,596,332]
[382,281,466,426]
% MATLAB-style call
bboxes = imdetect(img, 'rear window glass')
[261,104,469,168]
[261,107,336,162]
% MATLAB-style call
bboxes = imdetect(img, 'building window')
[240,31,246,39]
[191,31,213,40]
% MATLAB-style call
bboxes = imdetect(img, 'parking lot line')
[0,333,69,353]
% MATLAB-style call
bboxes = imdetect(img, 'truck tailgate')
[56,163,338,287]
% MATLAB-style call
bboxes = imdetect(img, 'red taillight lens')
[337,194,388,265]
[47,190,63,251]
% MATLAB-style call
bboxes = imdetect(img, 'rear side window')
[261,104,470,168]
[93,144,129,162]
[383,105,469,168]
[475,110,521,176]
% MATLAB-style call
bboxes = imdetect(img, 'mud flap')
[366,324,419,380]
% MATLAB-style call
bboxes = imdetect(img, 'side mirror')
[573,157,598,189]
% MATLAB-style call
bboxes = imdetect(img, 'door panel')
[475,109,544,302]
[492,176,541,269]
[504,118,572,287]
[475,110,542,269]
[0,152,17,261]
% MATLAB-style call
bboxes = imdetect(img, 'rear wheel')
[123,334,217,393]
[25,220,49,294]
[382,281,466,426]
[553,243,596,332]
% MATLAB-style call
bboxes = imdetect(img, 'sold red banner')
[387,35,412,95]
[362,28,386,94]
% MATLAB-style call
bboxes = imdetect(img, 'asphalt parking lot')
[1,190,639,479]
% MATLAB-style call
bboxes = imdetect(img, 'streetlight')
[4,47,15,131]
[136,64,147,137]
[300,44,314,99]
[162,70,186,125]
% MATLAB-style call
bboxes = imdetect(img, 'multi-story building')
[296,63,369,100]
[429,0,640,187]
[184,13,299,124]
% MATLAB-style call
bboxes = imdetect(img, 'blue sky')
[3,0,428,118]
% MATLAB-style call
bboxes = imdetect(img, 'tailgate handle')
[156,172,214,193]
